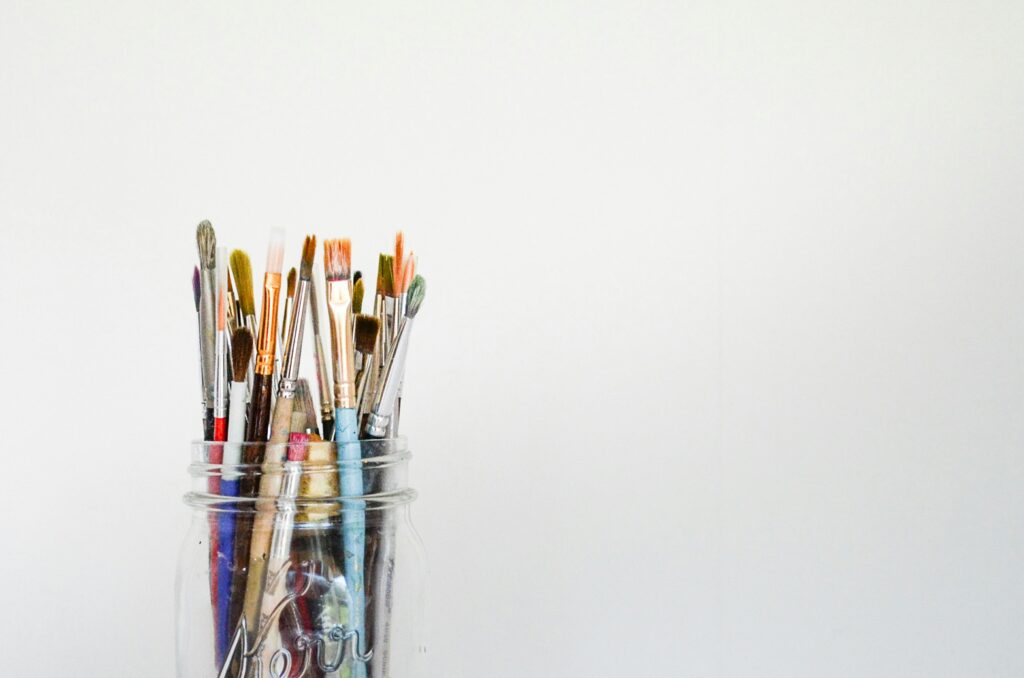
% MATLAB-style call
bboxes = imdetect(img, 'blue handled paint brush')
[324,237,369,677]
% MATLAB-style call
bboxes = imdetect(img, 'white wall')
[1,1,1022,676]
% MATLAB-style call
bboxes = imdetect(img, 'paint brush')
[390,253,416,435]
[244,230,285,444]
[213,247,230,446]
[297,378,320,436]
[354,314,380,415]
[207,246,229,662]
[277,267,296,389]
[197,220,217,440]
[353,276,365,316]
[193,267,204,432]
[241,235,315,657]
[325,237,369,676]
[366,275,426,438]
[230,249,258,397]
[216,327,252,666]
[309,271,335,440]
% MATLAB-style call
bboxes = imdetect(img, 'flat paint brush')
[230,249,258,397]
[223,328,253,671]
[366,275,426,438]
[197,220,217,440]
[353,314,380,416]
[325,237,369,677]
[309,272,335,440]
[353,276,365,316]
[377,254,395,384]
[244,231,285,444]
[242,235,315,658]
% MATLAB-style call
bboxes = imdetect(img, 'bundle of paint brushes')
[193,221,425,677]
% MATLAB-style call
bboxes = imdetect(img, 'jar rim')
[184,437,415,509]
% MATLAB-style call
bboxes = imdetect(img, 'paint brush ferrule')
[367,317,415,437]
[199,268,217,406]
[213,330,229,418]
[255,273,281,376]
[327,280,358,410]
[282,279,311,382]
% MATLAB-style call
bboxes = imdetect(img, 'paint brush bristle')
[393,231,405,288]
[230,250,255,317]
[300,235,316,280]
[286,268,297,298]
[353,271,363,285]
[354,314,380,354]
[324,238,351,282]
[405,275,426,317]
[380,254,395,297]
[231,328,253,383]
[266,228,285,274]
[192,266,201,313]
[376,254,387,295]
[353,278,365,314]
[400,254,416,294]
[196,220,216,270]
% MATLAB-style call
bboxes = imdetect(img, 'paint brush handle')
[336,407,367,677]
[241,394,296,645]
[246,372,274,443]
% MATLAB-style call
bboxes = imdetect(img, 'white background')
[2,1,1023,676]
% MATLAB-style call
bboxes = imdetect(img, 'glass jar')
[177,438,425,678]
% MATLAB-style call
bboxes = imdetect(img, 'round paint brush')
[213,247,229,445]
[366,275,426,438]
[196,220,217,440]
[309,271,336,440]
[244,230,285,444]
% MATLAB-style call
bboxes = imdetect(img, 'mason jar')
[177,438,425,678]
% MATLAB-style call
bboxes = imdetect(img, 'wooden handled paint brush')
[197,220,217,440]
[309,272,335,440]
[244,231,285,444]
[241,235,315,657]
[366,275,426,438]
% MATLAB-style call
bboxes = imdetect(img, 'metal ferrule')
[281,279,311,383]
[326,280,357,410]
[199,268,216,406]
[367,317,415,437]
[214,329,228,418]
[382,295,396,365]
[254,273,281,376]
[393,293,406,340]
[309,275,335,421]
[354,352,372,413]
